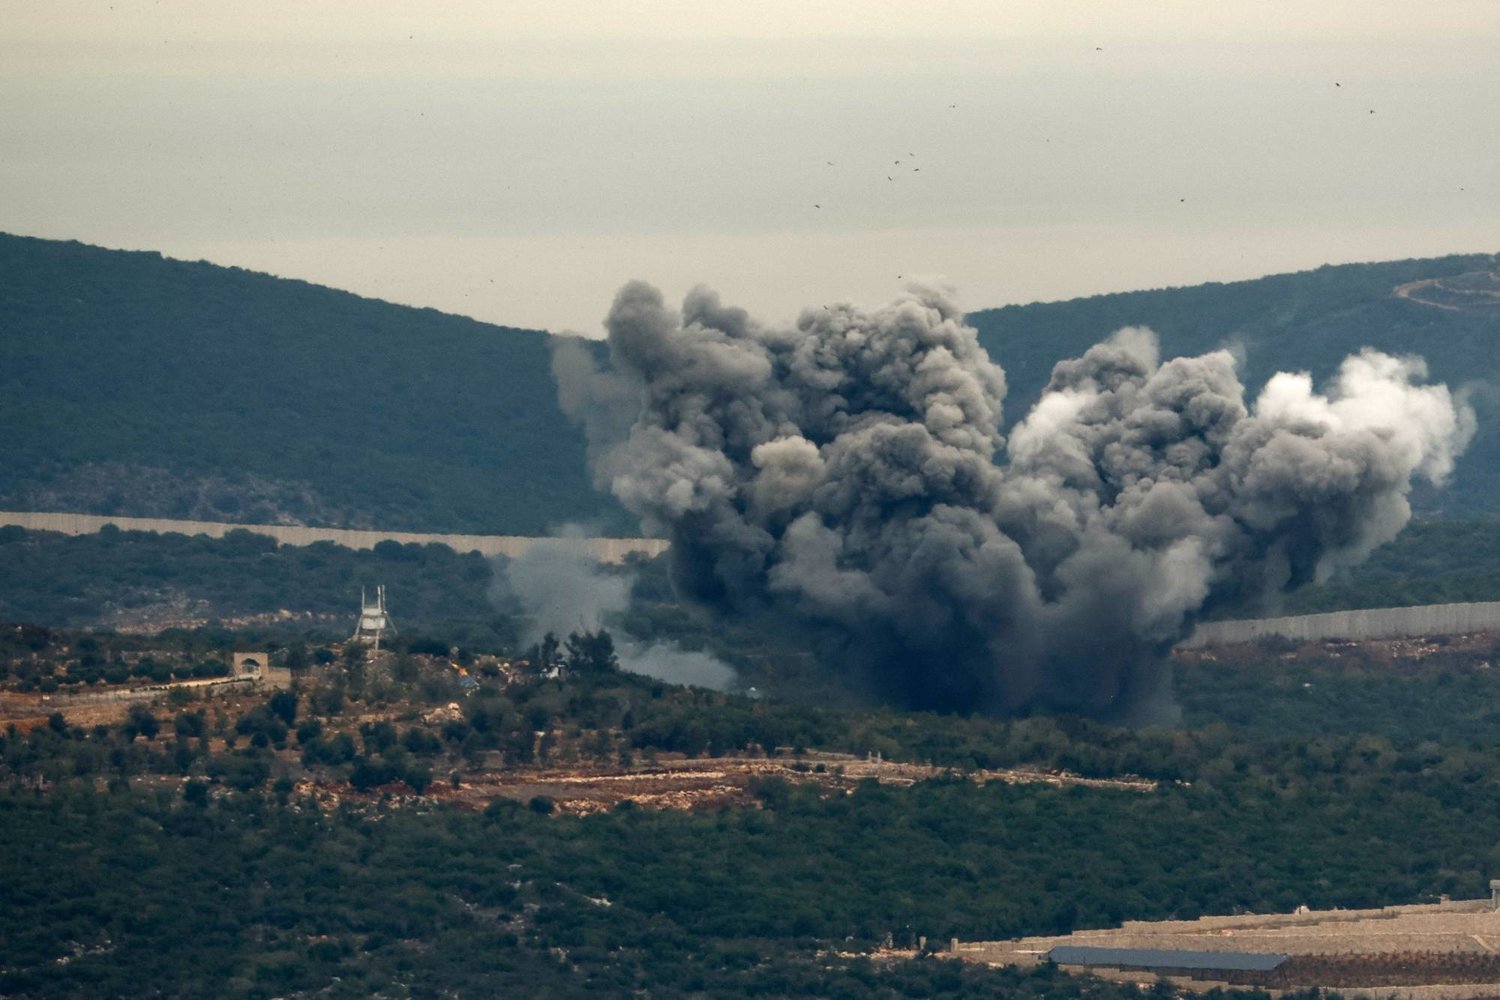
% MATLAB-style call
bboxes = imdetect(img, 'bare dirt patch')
[293,749,1156,816]
[957,898,1500,998]
[1394,271,1500,313]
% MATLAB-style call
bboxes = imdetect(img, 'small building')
[231,651,291,689]
[232,651,268,677]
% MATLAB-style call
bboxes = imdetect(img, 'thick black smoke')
[555,282,1474,715]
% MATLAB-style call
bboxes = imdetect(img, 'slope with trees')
[2,233,1497,533]
[0,233,626,534]
[6,618,1500,996]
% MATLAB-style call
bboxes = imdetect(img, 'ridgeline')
[3,233,1497,532]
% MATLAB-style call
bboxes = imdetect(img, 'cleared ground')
[1394,271,1500,313]
[957,899,1500,998]
[4,677,1155,812]
[292,748,1157,816]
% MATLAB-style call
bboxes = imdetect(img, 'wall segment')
[0,510,667,564]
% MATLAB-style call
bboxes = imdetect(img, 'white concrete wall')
[1182,602,1500,648]
[0,510,668,564]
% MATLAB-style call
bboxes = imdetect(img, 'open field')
[958,899,1500,998]
[257,748,1156,816]
[416,749,1156,816]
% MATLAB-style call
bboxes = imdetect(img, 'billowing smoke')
[554,281,1474,715]
[494,537,738,692]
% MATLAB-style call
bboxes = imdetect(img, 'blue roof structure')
[1046,946,1288,973]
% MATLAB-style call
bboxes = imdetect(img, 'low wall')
[40,676,259,708]
[1182,602,1500,648]
[0,510,668,565]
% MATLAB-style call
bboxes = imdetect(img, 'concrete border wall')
[1182,601,1500,648]
[0,510,668,564]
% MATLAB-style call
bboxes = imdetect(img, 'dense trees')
[5,620,1500,994]
[0,777,1214,998]
[563,627,619,675]
[0,755,1496,995]
[0,524,510,638]
[0,233,628,534]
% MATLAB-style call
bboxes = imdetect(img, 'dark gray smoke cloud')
[555,282,1474,715]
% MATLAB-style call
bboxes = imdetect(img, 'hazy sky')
[4,2,1499,334]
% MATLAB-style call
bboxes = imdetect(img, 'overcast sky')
[4,1,1499,335]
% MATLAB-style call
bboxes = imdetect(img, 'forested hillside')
[7,617,1500,995]
[0,234,626,535]
[5,518,1500,688]
[3,233,1496,532]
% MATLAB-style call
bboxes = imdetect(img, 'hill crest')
[3,232,1496,530]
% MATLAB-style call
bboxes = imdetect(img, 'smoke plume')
[494,537,738,692]
[555,282,1474,715]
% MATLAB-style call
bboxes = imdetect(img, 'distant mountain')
[2,233,1496,532]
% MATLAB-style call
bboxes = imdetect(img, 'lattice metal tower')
[351,585,396,649]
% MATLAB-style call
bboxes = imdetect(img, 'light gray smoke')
[555,281,1474,714]
[494,537,738,692]
[493,536,631,645]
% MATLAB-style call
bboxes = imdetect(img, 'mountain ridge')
[3,232,1496,531]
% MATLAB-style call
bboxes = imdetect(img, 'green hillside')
[0,233,627,535]
[2,233,1497,531]
[9,616,1500,994]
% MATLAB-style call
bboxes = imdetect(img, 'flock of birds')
[810,76,1388,215]
[811,151,922,211]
